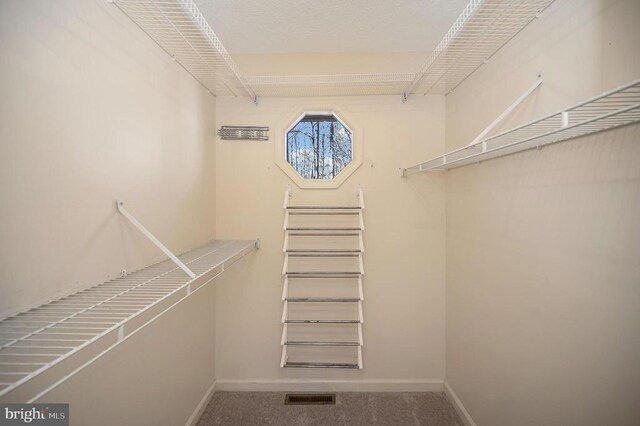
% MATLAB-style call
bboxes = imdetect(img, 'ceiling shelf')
[112,0,557,100]
[403,79,640,173]
[244,0,555,98]
[244,73,416,98]
[113,0,256,100]
[404,0,555,97]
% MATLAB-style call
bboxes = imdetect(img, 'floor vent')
[284,393,336,405]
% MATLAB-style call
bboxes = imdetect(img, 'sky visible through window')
[286,115,352,179]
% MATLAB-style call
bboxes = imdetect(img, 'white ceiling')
[194,0,470,54]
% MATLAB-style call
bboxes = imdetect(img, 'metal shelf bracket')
[116,200,195,279]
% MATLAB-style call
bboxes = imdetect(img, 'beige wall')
[214,94,447,387]
[0,0,217,318]
[0,1,218,424]
[444,0,640,424]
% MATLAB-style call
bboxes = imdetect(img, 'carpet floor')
[197,391,464,426]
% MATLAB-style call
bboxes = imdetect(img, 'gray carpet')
[197,392,463,426]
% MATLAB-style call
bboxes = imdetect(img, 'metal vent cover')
[284,393,336,405]
[217,126,269,141]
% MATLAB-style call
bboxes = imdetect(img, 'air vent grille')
[284,393,336,405]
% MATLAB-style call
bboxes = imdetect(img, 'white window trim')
[275,109,363,189]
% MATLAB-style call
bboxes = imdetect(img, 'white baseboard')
[444,381,477,426]
[215,379,444,393]
[185,380,217,426]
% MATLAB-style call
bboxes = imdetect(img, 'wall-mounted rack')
[280,187,365,369]
[403,79,640,174]
[243,73,416,98]
[0,240,257,402]
[217,126,269,141]
[403,0,555,99]
[0,201,258,402]
[112,0,256,102]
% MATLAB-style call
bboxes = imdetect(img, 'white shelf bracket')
[280,346,288,368]
[282,277,289,300]
[403,75,544,175]
[282,185,292,251]
[283,185,292,209]
[116,200,196,279]
[465,75,543,148]
[282,253,289,275]
[357,187,365,231]
[357,186,365,209]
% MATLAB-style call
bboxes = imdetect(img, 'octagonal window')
[286,113,352,180]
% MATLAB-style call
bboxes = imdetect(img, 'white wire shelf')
[244,73,416,98]
[242,0,554,98]
[0,240,257,401]
[404,0,555,97]
[113,0,256,101]
[403,79,640,173]
[112,0,554,100]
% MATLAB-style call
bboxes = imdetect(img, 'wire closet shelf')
[244,73,416,98]
[242,0,555,98]
[113,0,555,99]
[0,240,257,401]
[113,0,256,100]
[403,79,640,173]
[404,0,555,97]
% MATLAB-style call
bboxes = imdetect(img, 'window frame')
[276,110,363,189]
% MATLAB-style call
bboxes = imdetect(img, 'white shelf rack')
[244,73,416,98]
[0,239,258,402]
[112,0,256,101]
[404,0,555,97]
[280,188,365,369]
[403,79,640,173]
[243,0,553,99]
[112,0,555,100]
[242,0,554,99]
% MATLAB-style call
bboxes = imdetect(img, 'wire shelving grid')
[404,79,640,173]
[0,240,257,401]
[405,0,555,96]
[113,0,256,100]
